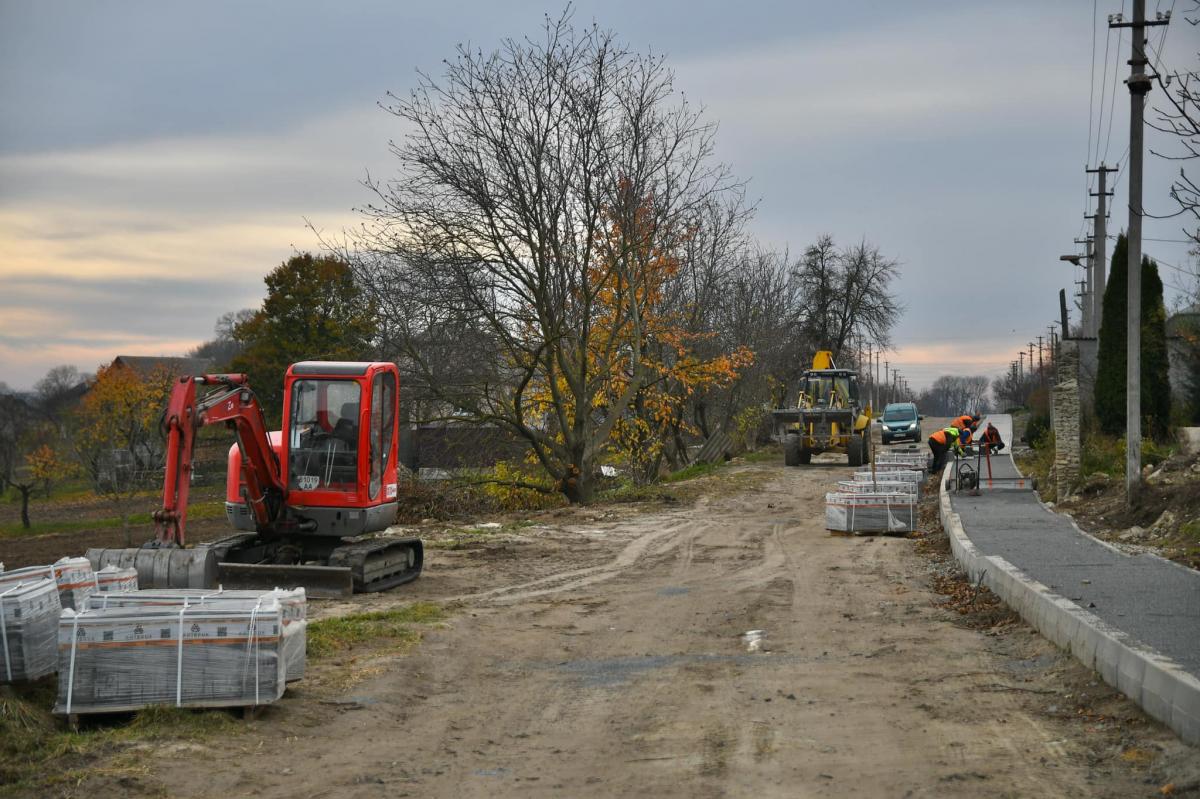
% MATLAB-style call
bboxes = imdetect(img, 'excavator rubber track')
[328,537,424,593]
[204,533,423,597]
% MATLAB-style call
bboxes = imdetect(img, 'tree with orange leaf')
[351,13,748,502]
[72,363,172,542]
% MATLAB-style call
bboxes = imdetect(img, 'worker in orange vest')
[952,414,981,445]
[927,426,964,473]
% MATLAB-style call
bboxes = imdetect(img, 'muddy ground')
[24,453,1184,798]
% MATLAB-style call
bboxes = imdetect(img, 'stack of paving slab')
[82,587,307,682]
[853,469,924,495]
[824,491,917,533]
[0,557,99,611]
[876,450,929,472]
[836,479,917,496]
[0,578,62,683]
[94,565,139,593]
[873,460,928,476]
[56,593,290,716]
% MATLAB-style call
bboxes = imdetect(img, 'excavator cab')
[225,362,401,537]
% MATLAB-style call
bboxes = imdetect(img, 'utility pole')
[1048,323,1059,373]
[1019,352,1025,380]
[1075,236,1094,336]
[870,344,876,412]
[1111,1,1169,502]
[1028,342,1036,380]
[1087,162,1117,333]
[884,360,890,405]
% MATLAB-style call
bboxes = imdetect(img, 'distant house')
[1167,304,1199,406]
[110,355,213,381]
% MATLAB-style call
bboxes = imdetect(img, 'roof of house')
[112,355,213,380]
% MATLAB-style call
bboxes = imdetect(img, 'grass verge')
[0,500,225,539]
[307,602,444,659]
[1,681,238,797]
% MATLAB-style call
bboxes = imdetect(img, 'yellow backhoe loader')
[772,351,873,466]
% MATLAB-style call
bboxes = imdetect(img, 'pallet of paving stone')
[54,599,286,716]
[836,479,917,496]
[0,578,63,683]
[0,557,97,611]
[83,587,306,682]
[853,469,924,489]
[94,565,138,593]
[825,492,917,533]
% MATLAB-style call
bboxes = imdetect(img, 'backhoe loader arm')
[153,374,285,547]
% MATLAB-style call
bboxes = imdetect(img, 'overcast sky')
[2,0,1197,391]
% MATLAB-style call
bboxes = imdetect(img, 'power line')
[1103,17,1125,163]
[1147,0,1176,75]
[1095,21,1114,166]
[1088,0,1099,166]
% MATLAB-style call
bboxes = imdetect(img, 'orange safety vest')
[952,415,977,444]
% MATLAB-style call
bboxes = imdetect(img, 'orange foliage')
[526,189,752,480]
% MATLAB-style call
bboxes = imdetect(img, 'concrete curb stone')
[937,472,1200,746]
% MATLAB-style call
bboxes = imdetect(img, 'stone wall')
[1053,341,1081,499]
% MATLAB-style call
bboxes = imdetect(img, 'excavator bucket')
[215,562,355,598]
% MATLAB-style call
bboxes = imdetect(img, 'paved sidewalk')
[945,415,1200,741]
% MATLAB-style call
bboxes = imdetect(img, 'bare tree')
[34,364,89,432]
[347,13,742,502]
[188,308,257,369]
[918,375,992,416]
[793,235,902,362]
[1149,7,1199,248]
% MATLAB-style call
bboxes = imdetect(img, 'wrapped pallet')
[94,565,139,593]
[55,598,286,715]
[836,479,917,496]
[853,469,923,490]
[876,451,929,471]
[0,578,62,682]
[825,491,916,534]
[84,588,306,682]
[0,558,97,611]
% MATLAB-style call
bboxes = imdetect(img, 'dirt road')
[144,455,1194,798]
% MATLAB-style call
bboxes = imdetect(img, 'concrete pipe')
[86,547,217,590]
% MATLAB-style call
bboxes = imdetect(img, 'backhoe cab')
[773,351,873,467]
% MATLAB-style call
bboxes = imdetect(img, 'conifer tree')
[1094,234,1171,437]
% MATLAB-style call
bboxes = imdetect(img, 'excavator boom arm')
[153,374,285,547]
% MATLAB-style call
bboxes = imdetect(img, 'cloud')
[672,5,1086,151]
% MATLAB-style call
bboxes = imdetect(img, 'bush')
[1079,433,1173,477]
[477,461,564,511]
[1025,413,1052,448]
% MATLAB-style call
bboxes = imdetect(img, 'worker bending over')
[928,426,964,473]
[951,414,980,446]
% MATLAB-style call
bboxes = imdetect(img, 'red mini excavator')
[88,361,423,596]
